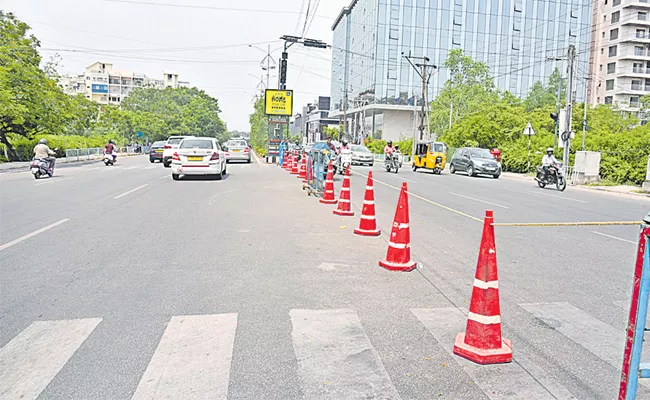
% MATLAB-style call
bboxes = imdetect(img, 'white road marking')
[208,189,236,205]
[161,174,170,179]
[144,166,157,170]
[0,219,70,252]
[34,177,74,186]
[449,192,510,209]
[0,318,102,400]
[124,166,140,170]
[132,314,237,400]
[591,231,636,244]
[532,191,588,203]
[412,308,575,399]
[113,184,148,199]
[290,309,400,400]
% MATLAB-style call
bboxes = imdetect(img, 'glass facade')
[331,0,592,110]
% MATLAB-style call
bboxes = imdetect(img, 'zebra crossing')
[0,302,637,399]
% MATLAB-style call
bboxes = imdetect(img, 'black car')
[149,141,166,163]
[449,147,501,179]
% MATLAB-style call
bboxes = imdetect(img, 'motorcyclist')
[325,136,337,153]
[33,138,56,169]
[338,139,351,154]
[104,140,117,161]
[279,139,288,166]
[542,147,559,182]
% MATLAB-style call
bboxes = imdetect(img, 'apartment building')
[589,0,650,112]
[59,62,190,105]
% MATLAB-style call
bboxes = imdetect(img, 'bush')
[255,146,267,157]
[8,134,117,161]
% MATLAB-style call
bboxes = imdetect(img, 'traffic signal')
[280,52,288,85]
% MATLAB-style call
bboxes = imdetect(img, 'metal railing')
[65,148,103,162]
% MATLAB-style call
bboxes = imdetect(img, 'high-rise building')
[58,62,190,105]
[588,0,650,114]
[330,0,592,141]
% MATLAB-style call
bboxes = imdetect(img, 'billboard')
[265,89,293,116]
[91,84,108,93]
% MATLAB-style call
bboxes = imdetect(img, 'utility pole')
[403,52,437,155]
[554,75,562,148]
[582,77,589,151]
[563,44,576,168]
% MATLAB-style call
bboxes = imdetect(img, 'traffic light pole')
[563,45,576,169]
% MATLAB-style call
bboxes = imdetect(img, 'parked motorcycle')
[30,158,54,179]
[535,163,567,191]
[385,153,400,174]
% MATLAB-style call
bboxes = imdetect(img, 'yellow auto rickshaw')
[412,141,447,174]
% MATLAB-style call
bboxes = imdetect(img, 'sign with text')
[265,89,293,116]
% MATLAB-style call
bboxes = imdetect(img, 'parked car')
[223,139,251,163]
[149,141,166,163]
[170,137,227,180]
[449,147,501,178]
[351,145,374,166]
[163,135,195,167]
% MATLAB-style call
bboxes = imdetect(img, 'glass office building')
[330,0,591,115]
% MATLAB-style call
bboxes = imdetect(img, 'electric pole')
[563,44,576,168]
[403,52,437,155]
[582,76,589,151]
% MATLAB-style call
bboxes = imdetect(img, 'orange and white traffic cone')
[354,171,380,236]
[319,160,337,204]
[379,182,416,271]
[453,210,512,365]
[298,154,307,181]
[333,166,354,216]
[281,152,289,169]
[291,153,299,174]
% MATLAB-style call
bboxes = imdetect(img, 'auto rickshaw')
[412,141,447,174]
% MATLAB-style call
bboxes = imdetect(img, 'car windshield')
[351,146,370,152]
[180,139,213,149]
[227,141,246,147]
[167,138,184,145]
[470,149,494,158]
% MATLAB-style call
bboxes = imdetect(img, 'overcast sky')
[4,0,350,131]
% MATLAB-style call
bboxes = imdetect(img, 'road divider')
[0,218,70,252]
[114,184,148,199]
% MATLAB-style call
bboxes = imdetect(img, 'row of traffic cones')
[288,157,512,365]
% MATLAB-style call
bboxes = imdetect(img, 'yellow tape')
[492,221,640,227]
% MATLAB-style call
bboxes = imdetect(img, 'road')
[1,155,649,399]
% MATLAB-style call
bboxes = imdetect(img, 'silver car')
[351,145,374,166]
[223,139,251,163]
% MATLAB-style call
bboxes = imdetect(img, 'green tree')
[249,94,267,153]
[523,68,565,111]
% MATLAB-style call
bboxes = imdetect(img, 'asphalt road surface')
[1,155,650,400]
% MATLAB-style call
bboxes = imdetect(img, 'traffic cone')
[354,171,380,236]
[379,182,416,272]
[453,210,512,365]
[284,152,292,170]
[281,153,288,168]
[319,161,337,204]
[333,166,354,216]
[298,154,307,181]
[291,153,299,174]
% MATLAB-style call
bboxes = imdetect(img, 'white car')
[163,135,195,167]
[170,137,227,180]
[224,139,251,163]
[351,145,374,166]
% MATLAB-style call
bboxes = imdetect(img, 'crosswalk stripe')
[290,309,400,400]
[0,318,101,400]
[412,308,573,399]
[131,314,238,400]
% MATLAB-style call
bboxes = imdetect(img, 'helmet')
[342,140,348,146]
[387,140,393,146]
[38,139,48,145]
[546,147,554,153]
[109,140,115,144]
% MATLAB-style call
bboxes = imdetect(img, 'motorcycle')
[384,152,400,174]
[535,163,567,191]
[30,158,54,179]
[103,152,117,166]
[333,148,352,175]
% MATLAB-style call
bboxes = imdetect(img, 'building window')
[605,96,613,104]
[612,11,620,23]
[636,45,645,56]
[610,28,618,40]
[601,48,604,55]
[638,29,647,38]
[631,96,640,107]
[597,97,600,103]
[606,79,615,90]
[634,62,644,73]
[645,78,650,90]
[600,64,603,71]
[604,15,607,22]
[613,0,620,5]
[607,62,616,73]
[632,79,642,90]
[641,12,649,21]
[609,45,617,57]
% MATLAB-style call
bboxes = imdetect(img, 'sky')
[3,0,351,132]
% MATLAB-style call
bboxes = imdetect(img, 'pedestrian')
[279,139,288,166]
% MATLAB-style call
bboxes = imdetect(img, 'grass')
[632,189,649,194]
[584,180,620,187]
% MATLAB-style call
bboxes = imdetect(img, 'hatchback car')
[149,141,166,163]
[223,139,251,163]
[351,145,374,166]
[449,147,501,178]
[170,138,227,180]
[163,135,195,167]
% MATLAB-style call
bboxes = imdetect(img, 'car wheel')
[172,173,180,181]
[163,161,171,168]
[247,158,251,163]
[467,164,475,177]
[493,173,500,179]
[214,170,223,180]
[150,159,155,163]
[449,163,456,174]
[223,163,227,175]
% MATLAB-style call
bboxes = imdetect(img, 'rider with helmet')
[384,140,395,156]
[542,147,559,182]
[104,140,118,161]
[33,138,56,169]
[338,138,351,154]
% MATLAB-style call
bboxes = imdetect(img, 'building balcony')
[622,17,650,27]
[623,0,650,9]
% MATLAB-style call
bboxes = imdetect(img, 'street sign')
[265,89,293,116]
[522,121,535,136]
[136,131,143,138]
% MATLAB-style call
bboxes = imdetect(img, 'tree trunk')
[0,130,19,161]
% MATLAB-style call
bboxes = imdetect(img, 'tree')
[523,68,565,111]
[249,94,267,152]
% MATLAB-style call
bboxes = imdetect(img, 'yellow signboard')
[265,89,293,116]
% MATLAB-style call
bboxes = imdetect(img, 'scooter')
[103,152,117,166]
[334,148,352,175]
[30,158,54,179]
